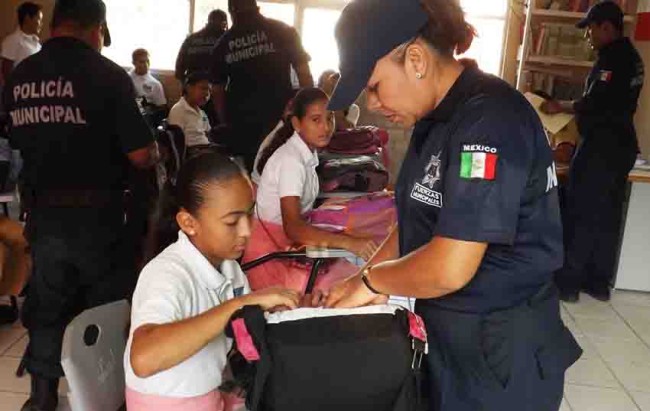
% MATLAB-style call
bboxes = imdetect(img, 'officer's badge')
[599,70,612,82]
[422,151,442,189]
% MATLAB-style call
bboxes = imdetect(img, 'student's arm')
[294,62,314,88]
[280,196,378,261]
[113,71,157,169]
[130,288,300,378]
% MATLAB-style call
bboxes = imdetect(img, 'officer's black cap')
[576,1,624,30]
[328,0,428,111]
[52,0,112,47]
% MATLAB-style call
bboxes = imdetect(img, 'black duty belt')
[22,189,126,208]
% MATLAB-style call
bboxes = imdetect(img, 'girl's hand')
[300,290,326,308]
[344,236,379,261]
[244,287,301,311]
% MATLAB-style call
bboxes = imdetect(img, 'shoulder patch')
[460,144,498,180]
[599,70,613,82]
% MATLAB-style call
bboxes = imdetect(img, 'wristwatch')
[361,266,384,295]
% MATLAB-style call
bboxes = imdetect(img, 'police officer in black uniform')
[325,0,582,410]
[210,0,313,172]
[542,1,643,303]
[2,1,156,409]
[175,9,228,127]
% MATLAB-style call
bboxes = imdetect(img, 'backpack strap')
[225,305,271,411]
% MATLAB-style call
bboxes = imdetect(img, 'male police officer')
[543,1,643,302]
[2,1,156,409]
[176,9,228,127]
[210,0,313,172]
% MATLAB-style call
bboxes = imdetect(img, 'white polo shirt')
[256,133,320,224]
[1,29,41,67]
[168,97,211,147]
[124,231,250,398]
[128,69,167,107]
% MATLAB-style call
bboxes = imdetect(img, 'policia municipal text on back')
[2,1,157,410]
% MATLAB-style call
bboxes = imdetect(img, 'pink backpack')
[309,192,397,243]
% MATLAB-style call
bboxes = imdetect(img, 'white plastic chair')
[61,300,130,411]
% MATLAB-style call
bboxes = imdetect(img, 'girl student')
[242,87,379,292]
[124,151,300,411]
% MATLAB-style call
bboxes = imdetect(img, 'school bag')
[318,155,389,192]
[222,305,427,411]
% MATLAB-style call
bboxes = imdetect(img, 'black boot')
[21,375,59,411]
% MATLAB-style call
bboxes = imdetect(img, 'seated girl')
[167,71,211,151]
[243,88,378,292]
[124,151,300,411]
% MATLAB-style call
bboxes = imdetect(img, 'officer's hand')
[541,100,563,115]
[344,236,379,261]
[325,274,385,309]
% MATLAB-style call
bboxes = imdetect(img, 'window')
[460,0,509,76]
[101,0,509,77]
[302,8,341,80]
[194,0,295,32]
[102,0,189,70]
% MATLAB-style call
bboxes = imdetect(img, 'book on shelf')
[532,22,594,61]
[540,0,628,13]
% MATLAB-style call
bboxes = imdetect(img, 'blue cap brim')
[328,62,374,111]
[576,17,590,28]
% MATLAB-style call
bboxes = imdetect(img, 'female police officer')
[325,0,582,410]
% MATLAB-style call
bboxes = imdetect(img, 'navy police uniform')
[2,36,153,378]
[175,25,227,127]
[396,64,582,411]
[210,11,310,171]
[556,36,643,296]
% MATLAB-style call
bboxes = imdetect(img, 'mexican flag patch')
[599,70,612,82]
[460,144,498,180]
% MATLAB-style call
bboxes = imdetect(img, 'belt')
[22,189,126,208]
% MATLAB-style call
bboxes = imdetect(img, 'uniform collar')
[289,132,319,167]
[179,96,202,115]
[43,36,94,52]
[16,28,39,42]
[598,37,630,57]
[422,61,482,123]
[177,231,235,290]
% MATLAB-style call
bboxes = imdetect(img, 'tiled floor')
[0,291,648,410]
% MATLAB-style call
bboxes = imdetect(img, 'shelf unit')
[516,1,639,92]
[531,8,635,22]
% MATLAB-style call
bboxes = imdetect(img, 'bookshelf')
[531,8,635,21]
[516,0,639,96]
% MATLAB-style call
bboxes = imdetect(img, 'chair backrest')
[155,123,187,190]
[61,300,131,411]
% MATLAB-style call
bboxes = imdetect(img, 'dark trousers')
[416,283,582,411]
[555,140,637,293]
[22,209,133,378]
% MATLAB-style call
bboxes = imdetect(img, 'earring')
[416,72,423,79]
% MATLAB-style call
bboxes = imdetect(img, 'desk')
[615,169,650,292]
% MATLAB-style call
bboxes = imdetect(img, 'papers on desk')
[635,158,650,171]
[524,92,575,135]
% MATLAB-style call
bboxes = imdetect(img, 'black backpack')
[223,305,427,411]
